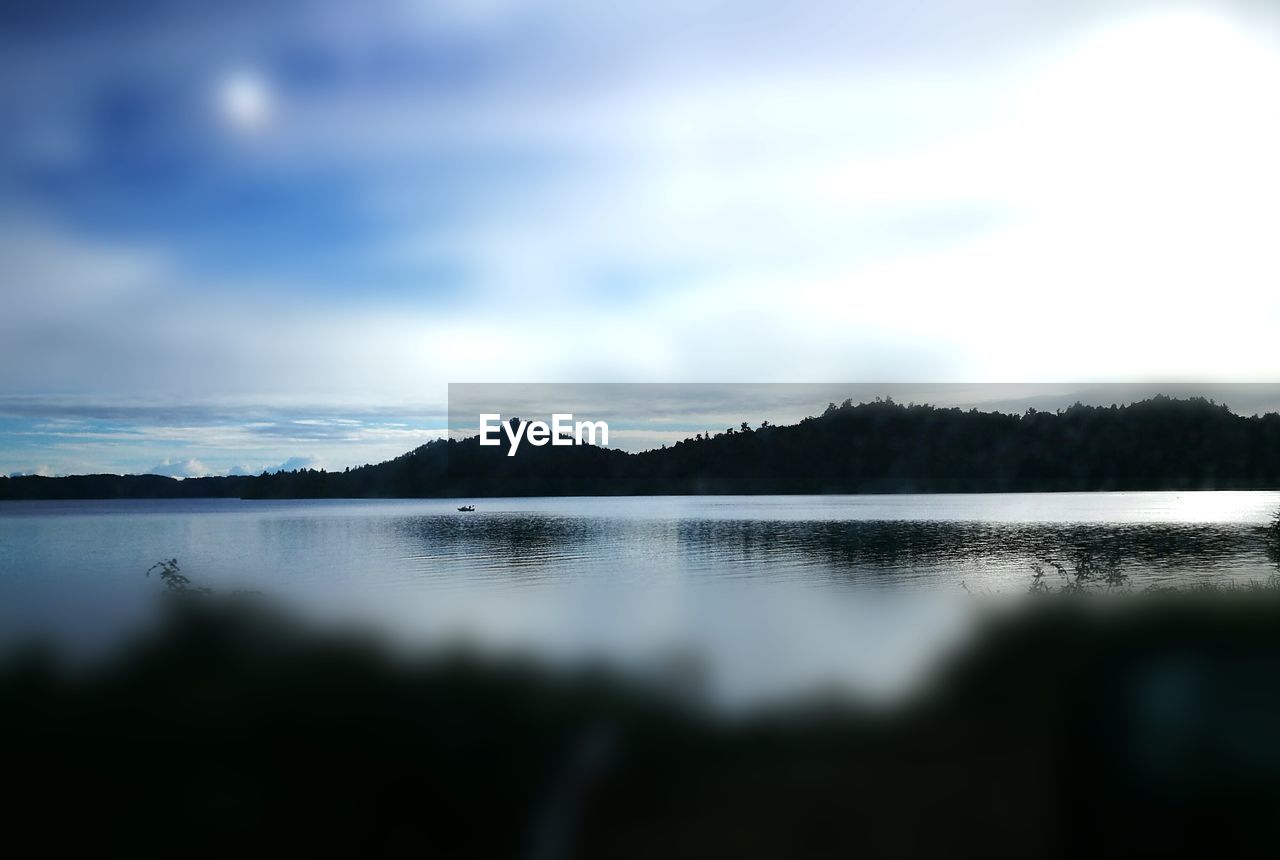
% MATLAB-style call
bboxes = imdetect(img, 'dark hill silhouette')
[0,471,250,500]
[5,396,1280,499]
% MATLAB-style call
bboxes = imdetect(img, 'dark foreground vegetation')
[6,552,1280,857]
[6,396,1280,498]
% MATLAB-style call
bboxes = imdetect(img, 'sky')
[3,0,1280,475]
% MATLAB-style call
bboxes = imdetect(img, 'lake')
[2,492,1278,708]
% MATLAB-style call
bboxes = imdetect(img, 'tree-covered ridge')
[6,396,1280,499]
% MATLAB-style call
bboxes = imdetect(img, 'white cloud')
[148,458,212,479]
[8,465,55,478]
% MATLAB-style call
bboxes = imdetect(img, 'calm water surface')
[3,492,1278,707]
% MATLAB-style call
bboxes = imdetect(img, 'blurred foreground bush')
[6,571,1280,857]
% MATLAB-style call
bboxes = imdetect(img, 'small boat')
[457,504,476,512]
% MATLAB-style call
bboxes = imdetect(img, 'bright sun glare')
[216,69,273,132]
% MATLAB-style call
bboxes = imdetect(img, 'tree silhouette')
[6,396,1280,499]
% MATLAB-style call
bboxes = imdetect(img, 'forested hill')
[6,396,1280,500]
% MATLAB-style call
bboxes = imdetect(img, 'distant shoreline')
[7,396,1280,500]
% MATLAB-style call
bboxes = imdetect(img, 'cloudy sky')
[3,0,1280,475]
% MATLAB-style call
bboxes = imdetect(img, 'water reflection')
[380,514,1276,589]
[2,494,1278,706]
